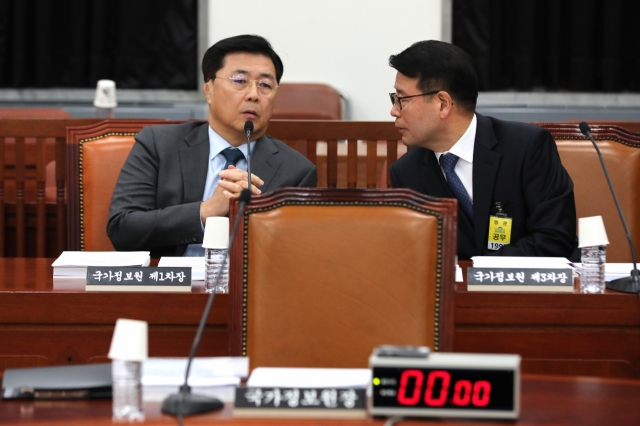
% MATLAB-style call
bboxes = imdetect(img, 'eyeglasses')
[214,74,279,96]
[389,90,441,111]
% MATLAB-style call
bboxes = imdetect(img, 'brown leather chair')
[228,188,457,369]
[272,83,342,120]
[0,108,70,118]
[66,120,175,251]
[563,120,640,134]
[538,123,640,262]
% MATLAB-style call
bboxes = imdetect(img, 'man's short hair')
[389,40,478,113]
[202,34,284,83]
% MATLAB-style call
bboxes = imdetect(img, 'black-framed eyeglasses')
[389,90,441,111]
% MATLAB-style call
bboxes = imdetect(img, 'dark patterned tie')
[221,147,244,169]
[439,153,474,220]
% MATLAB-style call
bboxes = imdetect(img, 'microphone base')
[606,270,640,295]
[161,386,224,417]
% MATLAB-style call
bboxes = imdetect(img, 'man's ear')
[438,91,454,118]
[203,81,212,104]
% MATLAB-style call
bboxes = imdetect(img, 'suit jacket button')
[192,237,197,242]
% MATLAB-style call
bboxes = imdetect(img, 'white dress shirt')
[434,114,477,201]
[202,126,256,200]
[184,126,256,256]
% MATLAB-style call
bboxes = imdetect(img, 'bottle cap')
[578,216,609,248]
[108,318,148,362]
[202,217,229,249]
[93,79,118,109]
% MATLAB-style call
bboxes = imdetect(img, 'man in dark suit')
[108,35,317,256]
[388,40,577,260]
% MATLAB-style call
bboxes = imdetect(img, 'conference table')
[1,258,639,379]
[0,375,639,424]
[1,258,640,424]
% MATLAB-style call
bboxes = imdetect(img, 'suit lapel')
[472,114,502,252]
[180,123,210,203]
[251,136,279,192]
[419,150,450,197]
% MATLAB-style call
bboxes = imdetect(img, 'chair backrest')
[563,120,640,134]
[538,123,640,262]
[0,118,101,257]
[228,188,457,369]
[267,120,403,188]
[0,108,71,118]
[272,83,342,120]
[66,120,174,251]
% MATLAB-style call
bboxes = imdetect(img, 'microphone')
[244,121,254,194]
[579,122,639,295]
[162,189,253,417]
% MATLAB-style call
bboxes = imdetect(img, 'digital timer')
[369,347,520,419]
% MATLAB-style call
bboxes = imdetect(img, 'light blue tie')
[439,153,473,221]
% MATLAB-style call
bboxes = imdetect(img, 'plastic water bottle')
[205,248,228,293]
[580,245,606,293]
[203,217,230,293]
[112,359,144,421]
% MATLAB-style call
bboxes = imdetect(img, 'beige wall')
[208,0,443,121]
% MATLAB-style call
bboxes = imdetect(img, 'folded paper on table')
[158,256,205,281]
[52,251,151,278]
[471,256,572,269]
[246,368,371,389]
[142,357,248,387]
[455,264,463,282]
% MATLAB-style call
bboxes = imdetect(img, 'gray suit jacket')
[107,121,317,256]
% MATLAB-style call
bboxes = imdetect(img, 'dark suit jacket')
[390,114,577,260]
[107,121,317,256]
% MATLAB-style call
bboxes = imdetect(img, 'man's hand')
[217,165,263,199]
[200,166,263,221]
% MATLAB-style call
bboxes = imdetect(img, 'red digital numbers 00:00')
[396,370,491,407]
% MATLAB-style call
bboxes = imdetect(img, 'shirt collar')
[208,125,256,160]
[435,113,477,164]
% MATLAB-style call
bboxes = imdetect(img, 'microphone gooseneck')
[579,122,639,295]
[161,190,253,418]
[244,121,254,194]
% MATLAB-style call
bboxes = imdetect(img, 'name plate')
[85,267,191,292]
[234,387,366,419]
[467,267,573,292]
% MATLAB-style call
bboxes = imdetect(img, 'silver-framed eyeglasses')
[215,74,279,96]
[389,90,441,111]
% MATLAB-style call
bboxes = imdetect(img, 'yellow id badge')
[488,215,512,250]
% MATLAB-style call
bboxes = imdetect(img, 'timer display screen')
[372,366,515,412]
